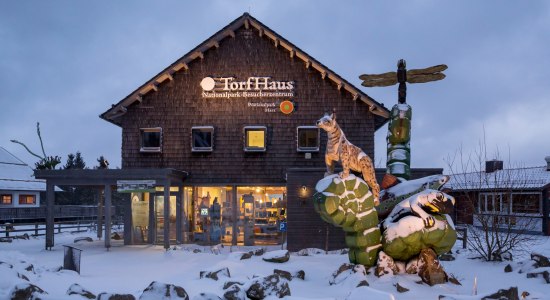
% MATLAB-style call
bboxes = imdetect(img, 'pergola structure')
[34,169,187,250]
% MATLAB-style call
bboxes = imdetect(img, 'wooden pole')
[104,185,112,250]
[176,185,183,245]
[232,186,238,246]
[45,182,55,250]
[123,192,132,245]
[97,189,103,240]
[148,192,155,244]
[163,183,170,250]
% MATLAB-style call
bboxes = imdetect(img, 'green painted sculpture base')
[313,174,381,266]
[382,214,457,261]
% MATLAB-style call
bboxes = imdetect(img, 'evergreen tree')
[64,153,76,169]
[74,152,86,169]
[58,152,95,205]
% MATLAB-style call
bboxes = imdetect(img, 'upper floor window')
[140,127,162,152]
[297,126,320,152]
[19,194,36,205]
[244,126,267,152]
[1,194,12,205]
[192,126,214,152]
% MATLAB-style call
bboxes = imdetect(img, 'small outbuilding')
[447,157,550,235]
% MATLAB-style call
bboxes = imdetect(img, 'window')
[19,194,36,205]
[511,193,541,215]
[244,126,267,152]
[478,192,509,213]
[140,127,162,152]
[1,194,12,205]
[297,126,320,152]
[192,126,214,152]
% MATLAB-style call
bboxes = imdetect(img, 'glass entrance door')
[131,192,150,244]
[237,186,287,246]
[154,195,176,244]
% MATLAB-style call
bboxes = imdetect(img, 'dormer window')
[244,126,267,152]
[192,126,214,152]
[297,126,320,152]
[140,127,162,152]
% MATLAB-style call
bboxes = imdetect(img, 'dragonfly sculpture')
[359,59,447,104]
[359,59,448,181]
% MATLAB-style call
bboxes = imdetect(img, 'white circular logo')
[200,77,216,91]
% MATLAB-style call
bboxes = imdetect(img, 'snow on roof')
[446,166,550,191]
[0,147,47,192]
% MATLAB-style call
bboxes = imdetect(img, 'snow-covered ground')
[1,230,550,299]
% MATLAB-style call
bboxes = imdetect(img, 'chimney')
[485,160,503,173]
[545,156,550,171]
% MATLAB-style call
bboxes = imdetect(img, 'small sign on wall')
[117,180,156,193]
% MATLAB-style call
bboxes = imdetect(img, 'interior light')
[255,187,261,193]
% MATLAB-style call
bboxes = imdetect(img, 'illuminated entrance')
[130,186,287,246]
[183,186,287,246]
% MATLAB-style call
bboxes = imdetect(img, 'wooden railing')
[0,216,123,239]
[0,205,116,222]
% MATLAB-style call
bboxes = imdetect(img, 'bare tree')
[11,122,61,170]
[445,138,542,261]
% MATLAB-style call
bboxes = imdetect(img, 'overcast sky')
[1,1,549,172]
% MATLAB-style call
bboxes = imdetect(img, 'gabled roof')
[446,166,550,191]
[0,147,48,191]
[100,13,390,129]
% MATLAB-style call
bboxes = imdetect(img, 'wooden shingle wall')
[120,26,376,186]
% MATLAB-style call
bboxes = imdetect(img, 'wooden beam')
[104,185,112,250]
[139,84,158,95]
[45,182,54,250]
[353,93,359,101]
[274,38,279,48]
[156,73,173,84]
[172,62,188,72]
[305,60,311,69]
[337,83,344,91]
[258,28,264,37]
[96,189,103,240]
[148,192,155,244]
[227,30,235,38]
[290,49,295,59]
[176,186,183,244]
[194,51,204,59]
[123,192,132,245]
[244,19,250,29]
[136,95,143,103]
[163,183,170,250]
[321,71,327,80]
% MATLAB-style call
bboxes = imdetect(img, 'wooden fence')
[0,217,123,239]
[0,205,116,223]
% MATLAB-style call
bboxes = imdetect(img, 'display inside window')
[140,128,162,152]
[297,126,320,152]
[1,194,12,205]
[18,195,36,205]
[192,126,214,152]
[244,126,267,152]
[237,186,287,246]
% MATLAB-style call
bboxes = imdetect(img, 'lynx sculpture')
[316,111,380,204]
